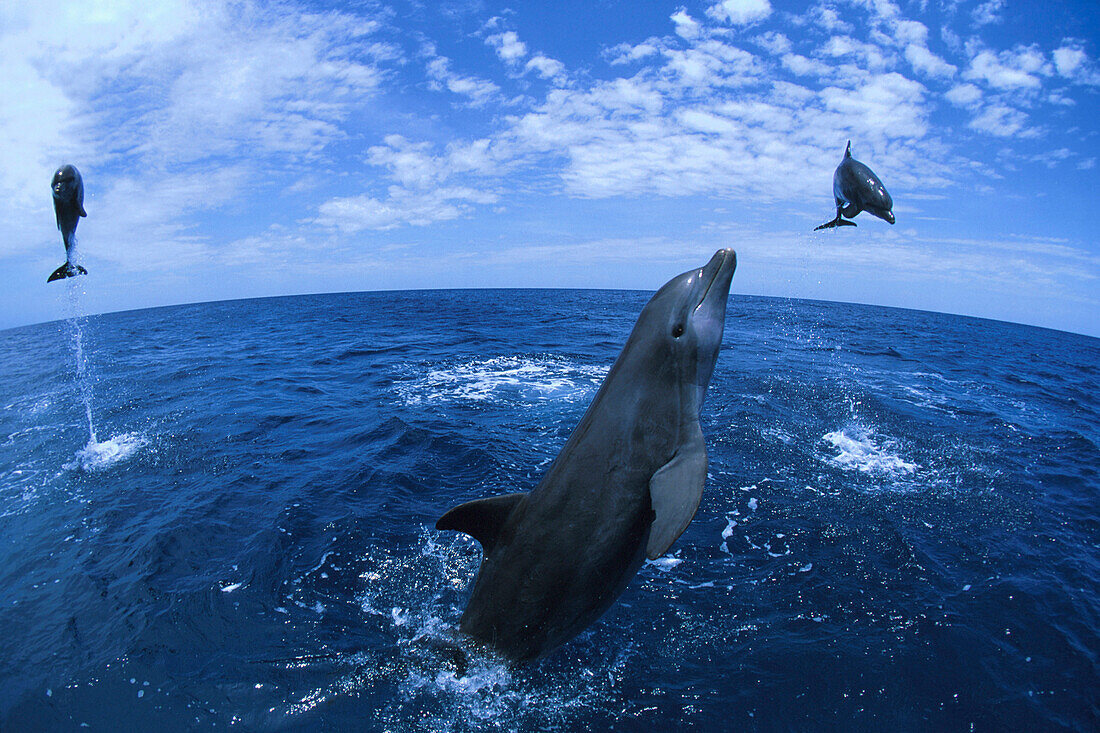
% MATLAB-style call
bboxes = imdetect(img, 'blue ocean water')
[1,287,1097,730]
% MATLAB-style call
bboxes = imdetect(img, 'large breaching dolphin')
[436,248,737,662]
[48,164,88,283]
[814,141,895,230]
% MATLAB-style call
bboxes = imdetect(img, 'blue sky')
[2,0,1098,335]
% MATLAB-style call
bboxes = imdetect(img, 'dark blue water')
[1,289,1097,730]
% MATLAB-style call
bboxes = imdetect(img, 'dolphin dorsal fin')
[436,493,526,552]
[646,424,708,559]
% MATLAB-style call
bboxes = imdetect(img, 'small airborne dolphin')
[48,164,88,282]
[436,248,737,662]
[814,141,895,230]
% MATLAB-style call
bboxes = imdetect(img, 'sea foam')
[395,355,607,407]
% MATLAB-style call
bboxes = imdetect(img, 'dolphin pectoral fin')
[436,493,526,553]
[646,427,708,560]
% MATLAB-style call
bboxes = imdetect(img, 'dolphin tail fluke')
[47,262,88,282]
[813,217,857,231]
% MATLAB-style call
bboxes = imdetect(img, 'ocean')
[1,287,1097,730]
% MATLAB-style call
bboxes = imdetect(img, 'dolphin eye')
[672,324,684,338]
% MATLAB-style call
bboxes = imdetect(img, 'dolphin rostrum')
[436,248,737,662]
[814,141,895,230]
[48,164,88,283]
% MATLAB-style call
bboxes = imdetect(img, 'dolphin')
[48,164,88,283]
[814,141,895,230]
[436,248,737,662]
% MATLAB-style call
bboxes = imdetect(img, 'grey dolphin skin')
[436,248,737,662]
[814,141,895,230]
[48,164,88,283]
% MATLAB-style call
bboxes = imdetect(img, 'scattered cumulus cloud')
[486,31,527,64]
[905,44,957,78]
[944,82,983,107]
[315,134,503,232]
[670,9,703,40]
[964,46,1050,91]
[1053,45,1087,77]
[968,104,1032,137]
[706,0,773,26]
[971,0,1005,27]
[525,55,567,82]
[426,55,500,106]
[316,185,498,232]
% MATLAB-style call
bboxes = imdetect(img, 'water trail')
[64,277,96,445]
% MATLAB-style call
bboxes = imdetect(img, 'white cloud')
[314,134,505,232]
[905,44,956,78]
[806,4,854,34]
[366,135,504,187]
[1053,45,1087,77]
[426,56,500,107]
[670,9,703,40]
[661,41,765,89]
[608,41,661,65]
[781,53,834,77]
[820,72,929,139]
[971,0,1005,26]
[486,31,527,64]
[821,35,894,70]
[964,46,1050,91]
[754,31,792,56]
[525,55,567,82]
[944,83,983,107]
[968,104,1031,137]
[316,186,498,232]
[706,0,772,26]
[1051,43,1099,85]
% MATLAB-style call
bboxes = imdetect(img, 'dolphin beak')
[696,249,737,311]
[885,212,896,224]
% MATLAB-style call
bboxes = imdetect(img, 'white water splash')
[63,432,147,472]
[820,426,917,476]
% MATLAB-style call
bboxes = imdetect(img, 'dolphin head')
[52,164,82,203]
[845,156,894,225]
[864,185,895,224]
[629,249,737,416]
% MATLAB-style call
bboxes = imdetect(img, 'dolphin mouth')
[695,249,736,311]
